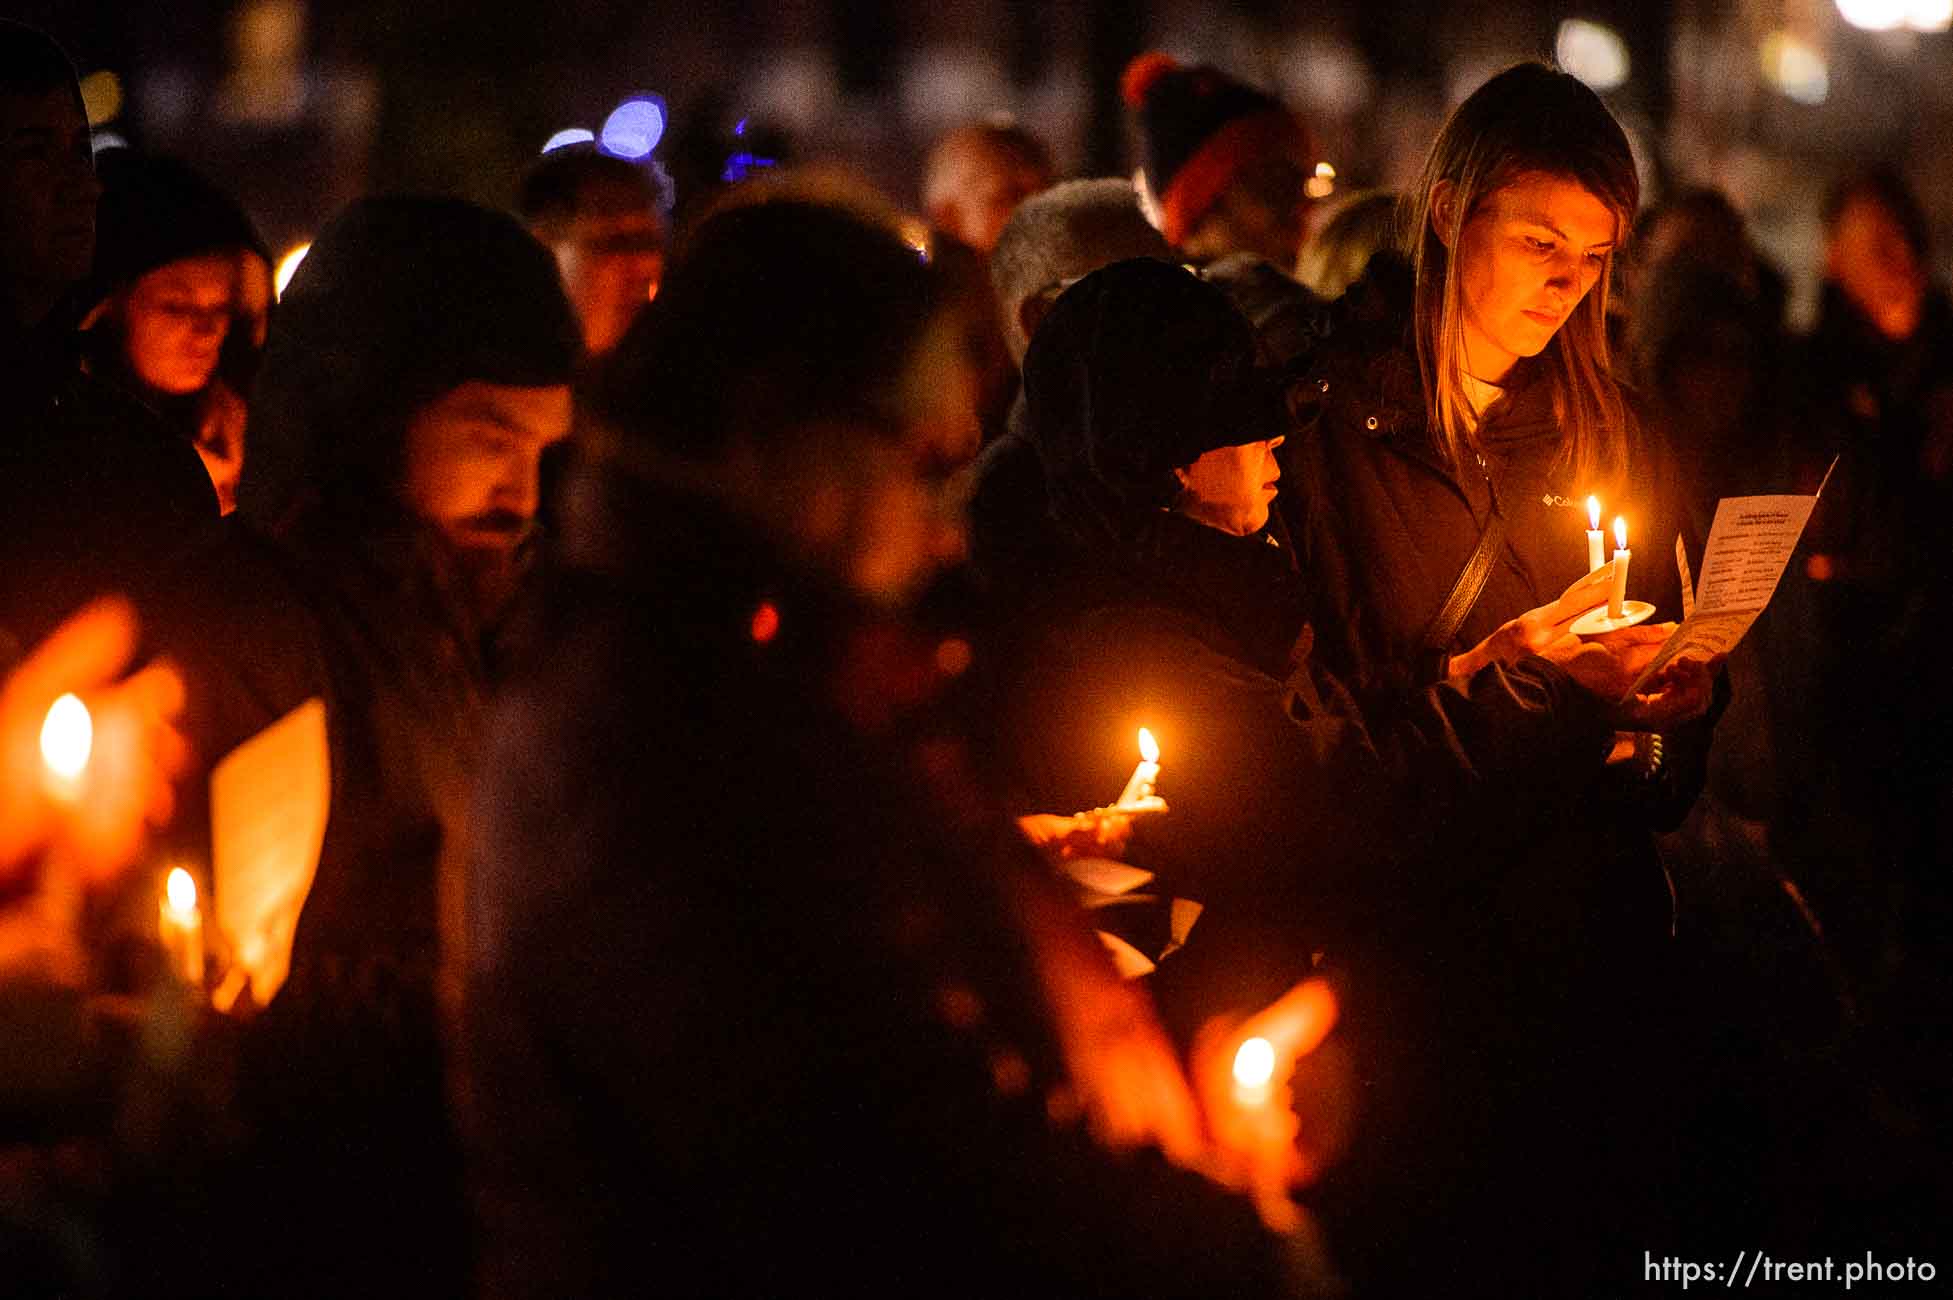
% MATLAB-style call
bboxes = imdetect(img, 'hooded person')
[144,195,580,1300]
[0,21,219,644]
[80,149,269,514]
[965,178,1175,591]
[985,257,1716,1293]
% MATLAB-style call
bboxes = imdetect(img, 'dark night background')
[16,0,1953,326]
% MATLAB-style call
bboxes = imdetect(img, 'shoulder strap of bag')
[1421,462,1506,653]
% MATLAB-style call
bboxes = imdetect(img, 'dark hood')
[241,195,580,528]
[1022,258,1291,556]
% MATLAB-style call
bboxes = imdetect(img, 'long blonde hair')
[1406,63,1638,490]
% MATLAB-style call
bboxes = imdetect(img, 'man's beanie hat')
[1121,51,1311,248]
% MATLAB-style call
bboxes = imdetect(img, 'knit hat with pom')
[1121,51,1311,248]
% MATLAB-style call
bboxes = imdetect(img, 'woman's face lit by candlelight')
[1437,171,1619,383]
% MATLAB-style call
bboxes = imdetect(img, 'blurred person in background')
[0,596,189,1298]
[80,150,269,516]
[0,20,217,644]
[1121,51,1324,366]
[921,119,1053,257]
[1792,164,1953,1154]
[966,179,1174,589]
[463,200,1334,1298]
[1294,190,1399,301]
[518,147,666,361]
[1121,52,1316,271]
[146,195,580,1300]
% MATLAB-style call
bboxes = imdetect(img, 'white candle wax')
[1114,728,1162,808]
[1116,760,1159,809]
[159,867,205,986]
[1608,516,1630,619]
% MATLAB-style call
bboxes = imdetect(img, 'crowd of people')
[2,16,1949,1297]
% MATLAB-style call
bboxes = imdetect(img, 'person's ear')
[1172,464,1193,489]
[1430,179,1460,251]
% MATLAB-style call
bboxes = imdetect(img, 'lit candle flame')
[166,867,198,915]
[274,241,312,300]
[1232,1036,1276,1090]
[40,693,93,781]
[1614,515,1628,550]
[1587,495,1601,530]
[1314,161,1336,181]
[1137,727,1160,764]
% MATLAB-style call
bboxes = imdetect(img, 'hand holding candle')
[1609,516,1630,619]
[0,597,189,882]
[1194,979,1340,1234]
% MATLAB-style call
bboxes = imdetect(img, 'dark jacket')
[463,468,1298,1297]
[1279,257,1690,693]
[0,315,219,644]
[1276,255,1712,822]
[993,508,1613,953]
[147,498,493,1298]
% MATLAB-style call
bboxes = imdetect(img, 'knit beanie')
[86,150,267,309]
[1121,51,1311,248]
[241,195,581,524]
[1023,257,1289,546]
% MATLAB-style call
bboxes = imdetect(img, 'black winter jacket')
[463,467,1302,1298]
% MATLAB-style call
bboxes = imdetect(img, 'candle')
[1586,496,1605,572]
[1609,516,1630,619]
[39,692,92,802]
[159,866,206,987]
[1232,1035,1277,1106]
[1115,727,1161,808]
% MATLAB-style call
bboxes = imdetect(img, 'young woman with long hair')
[1274,62,1720,1296]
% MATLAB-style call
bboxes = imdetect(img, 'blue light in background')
[541,127,596,153]
[601,96,667,159]
[721,152,777,183]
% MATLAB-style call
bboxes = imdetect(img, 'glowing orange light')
[1587,495,1601,530]
[935,637,972,677]
[40,693,92,782]
[1137,727,1160,764]
[749,601,780,644]
[1232,1036,1276,1090]
[1614,516,1628,550]
[166,867,198,915]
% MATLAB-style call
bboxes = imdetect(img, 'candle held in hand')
[1115,728,1161,809]
[159,866,205,986]
[1609,516,1630,619]
[1586,496,1605,572]
[39,692,92,801]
